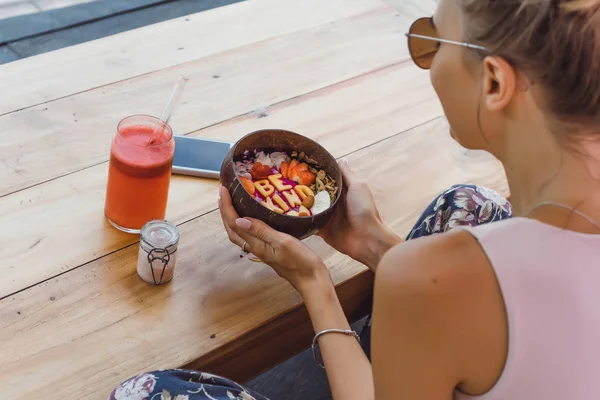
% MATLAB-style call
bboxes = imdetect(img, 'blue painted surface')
[0,0,245,62]
[0,0,169,44]
[0,44,20,63]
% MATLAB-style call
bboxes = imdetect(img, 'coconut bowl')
[220,129,342,239]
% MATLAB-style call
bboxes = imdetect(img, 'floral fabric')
[406,185,512,239]
[109,370,268,400]
[110,185,511,400]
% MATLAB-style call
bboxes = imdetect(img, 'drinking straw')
[149,75,189,144]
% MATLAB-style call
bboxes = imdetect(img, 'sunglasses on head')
[406,17,492,70]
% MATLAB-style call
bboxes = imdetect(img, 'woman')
[111,0,600,398]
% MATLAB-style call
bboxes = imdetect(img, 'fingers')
[219,185,276,258]
[218,186,246,248]
[225,221,245,248]
[338,158,359,187]
[219,185,301,263]
[234,217,282,247]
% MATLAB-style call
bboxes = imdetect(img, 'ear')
[481,56,517,112]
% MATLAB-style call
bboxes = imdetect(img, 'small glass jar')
[137,220,180,285]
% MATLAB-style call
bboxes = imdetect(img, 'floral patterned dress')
[110,184,512,400]
[109,370,267,400]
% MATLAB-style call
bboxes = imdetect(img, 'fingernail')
[235,218,252,230]
[340,158,349,166]
[217,198,221,208]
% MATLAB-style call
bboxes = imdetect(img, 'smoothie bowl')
[220,129,342,239]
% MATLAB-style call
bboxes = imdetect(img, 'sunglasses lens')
[408,18,439,69]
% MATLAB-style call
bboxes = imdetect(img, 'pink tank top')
[455,217,600,400]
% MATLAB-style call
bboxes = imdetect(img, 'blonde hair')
[460,0,600,133]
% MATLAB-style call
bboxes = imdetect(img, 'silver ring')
[242,241,248,253]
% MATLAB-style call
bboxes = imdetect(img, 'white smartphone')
[172,135,233,179]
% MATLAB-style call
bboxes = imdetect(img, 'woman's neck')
[501,128,600,220]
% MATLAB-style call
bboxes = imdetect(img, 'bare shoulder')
[373,229,508,397]
[376,229,489,293]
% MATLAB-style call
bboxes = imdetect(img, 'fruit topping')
[288,162,315,185]
[296,171,316,186]
[280,161,289,179]
[288,162,308,181]
[240,177,256,195]
[234,150,338,219]
[250,162,271,180]
[288,159,299,177]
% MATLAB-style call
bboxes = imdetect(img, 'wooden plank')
[0,7,405,198]
[0,61,443,299]
[0,0,384,114]
[10,0,246,56]
[384,0,437,17]
[189,62,440,159]
[0,118,507,399]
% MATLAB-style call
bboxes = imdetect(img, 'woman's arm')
[219,187,374,399]
[300,271,374,400]
[354,221,402,271]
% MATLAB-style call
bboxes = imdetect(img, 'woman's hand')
[318,160,401,271]
[219,186,332,294]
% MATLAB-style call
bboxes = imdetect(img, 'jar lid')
[140,220,180,249]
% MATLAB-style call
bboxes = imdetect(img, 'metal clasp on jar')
[146,247,171,285]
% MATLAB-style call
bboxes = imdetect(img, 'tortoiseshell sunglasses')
[406,17,492,69]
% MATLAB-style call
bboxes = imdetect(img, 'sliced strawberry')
[240,177,255,195]
[295,163,308,173]
[250,162,262,179]
[288,159,299,176]
[280,161,289,179]
[296,171,316,186]
[287,162,305,182]
[288,168,297,182]
[250,162,271,180]
[258,165,272,177]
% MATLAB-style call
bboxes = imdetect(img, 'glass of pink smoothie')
[105,115,175,233]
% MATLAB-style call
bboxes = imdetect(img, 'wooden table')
[0,0,508,398]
